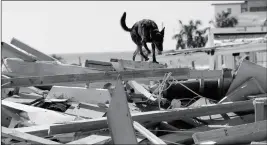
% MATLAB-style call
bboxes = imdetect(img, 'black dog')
[120,12,165,63]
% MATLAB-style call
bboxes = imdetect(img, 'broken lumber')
[226,59,267,95]
[2,58,100,77]
[128,80,157,101]
[2,68,223,88]
[67,134,111,144]
[133,121,166,144]
[107,79,138,144]
[1,42,37,62]
[48,100,253,135]
[2,126,60,144]
[253,97,267,121]
[46,86,111,104]
[85,60,114,71]
[111,58,166,70]
[219,77,265,103]
[11,38,56,62]
[192,120,267,144]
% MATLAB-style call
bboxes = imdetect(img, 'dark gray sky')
[3,1,217,54]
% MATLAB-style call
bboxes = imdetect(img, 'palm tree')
[173,19,203,49]
[214,11,238,28]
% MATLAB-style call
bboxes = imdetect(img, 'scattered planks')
[2,68,223,88]
[107,79,138,144]
[2,126,60,144]
[47,100,253,135]
[11,38,56,62]
[192,120,267,144]
[253,97,267,122]
[85,60,115,71]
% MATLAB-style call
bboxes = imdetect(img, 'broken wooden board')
[65,103,106,119]
[67,134,111,144]
[1,42,37,62]
[11,38,56,62]
[2,68,223,88]
[48,100,253,135]
[133,121,166,144]
[85,60,115,71]
[2,100,77,125]
[141,114,254,145]
[2,58,101,77]
[110,58,166,70]
[128,80,157,101]
[2,126,60,144]
[46,86,111,104]
[253,97,267,121]
[226,59,267,95]
[192,120,267,144]
[219,77,266,103]
[107,79,138,144]
[3,93,43,104]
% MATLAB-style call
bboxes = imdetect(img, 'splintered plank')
[226,59,267,95]
[192,120,267,144]
[128,80,157,101]
[1,42,37,62]
[11,38,56,61]
[107,79,137,144]
[133,121,166,144]
[48,100,253,135]
[85,60,114,71]
[2,126,60,144]
[110,58,166,70]
[2,68,223,88]
[67,134,111,144]
[253,97,267,122]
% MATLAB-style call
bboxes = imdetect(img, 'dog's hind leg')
[132,47,139,61]
[151,43,159,64]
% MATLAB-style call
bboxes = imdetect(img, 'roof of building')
[211,1,245,5]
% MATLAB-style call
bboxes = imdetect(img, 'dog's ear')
[160,27,165,36]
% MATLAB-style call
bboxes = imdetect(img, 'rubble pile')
[1,38,267,145]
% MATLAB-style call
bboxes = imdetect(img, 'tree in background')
[214,11,238,28]
[173,19,209,49]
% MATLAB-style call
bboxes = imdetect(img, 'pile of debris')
[1,38,267,145]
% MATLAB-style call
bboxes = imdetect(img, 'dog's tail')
[120,12,131,32]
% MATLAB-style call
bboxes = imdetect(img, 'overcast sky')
[2,1,216,54]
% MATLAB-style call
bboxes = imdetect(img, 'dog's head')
[152,27,165,54]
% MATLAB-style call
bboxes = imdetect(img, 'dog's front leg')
[142,42,151,55]
[151,43,159,64]
[138,45,149,61]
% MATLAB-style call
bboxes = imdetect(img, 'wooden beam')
[107,79,138,144]
[133,121,166,144]
[2,126,60,144]
[128,80,157,101]
[48,100,253,135]
[110,58,166,70]
[85,60,114,71]
[1,42,37,62]
[11,38,56,61]
[1,68,223,88]
[253,98,267,122]
[226,59,267,95]
[192,120,267,144]
[67,134,111,144]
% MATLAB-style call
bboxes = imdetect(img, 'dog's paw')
[153,61,159,64]
[145,57,149,61]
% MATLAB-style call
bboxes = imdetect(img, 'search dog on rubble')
[120,12,165,63]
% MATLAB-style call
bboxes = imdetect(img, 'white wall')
[214,4,242,17]
[247,0,267,11]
